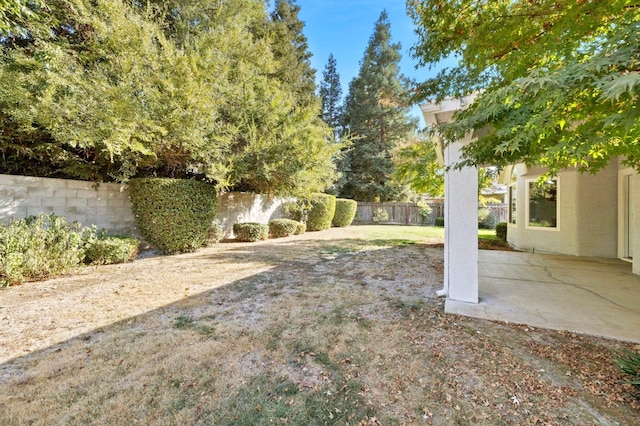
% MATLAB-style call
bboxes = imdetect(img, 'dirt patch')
[0,226,638,425]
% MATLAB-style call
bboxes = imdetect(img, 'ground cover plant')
[0,214,138,286]
[0,226,638,425]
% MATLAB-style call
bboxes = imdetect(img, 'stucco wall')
[574,162,618,257]
[0,174,289,239]
[507,162,618,258]
[213,192,289,238]
[0,174,135,234]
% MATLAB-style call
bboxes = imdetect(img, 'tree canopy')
[0,0,339,196]
[408,0,640,174]
[341,10,418,202]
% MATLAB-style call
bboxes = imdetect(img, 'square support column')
[442,140,478,303]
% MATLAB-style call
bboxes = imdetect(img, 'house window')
[509,185,516,224]
[528,179,557,228]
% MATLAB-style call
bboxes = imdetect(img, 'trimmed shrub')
[435,216,445,227]
[269,219,302,238]
[281,201,304,222]
[234,223,268,242]
[84,235,139,265]
[129,178,217,254]
[295,222,306,235]
[205,221,225,246]
[332,199,357,227]
[0,214,87,286]
[478,208,497,229]
[306,193,336,231]
[496,222,508,241]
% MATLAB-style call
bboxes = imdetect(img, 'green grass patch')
[173,315,216,337]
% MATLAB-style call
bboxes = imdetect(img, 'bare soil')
[0,226,638,425]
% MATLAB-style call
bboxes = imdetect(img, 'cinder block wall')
[0,174,136,234]
[0,174,290,239]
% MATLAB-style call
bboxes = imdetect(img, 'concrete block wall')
[0,174,136,234]
[0,174,290,239]
[213,192,290,238]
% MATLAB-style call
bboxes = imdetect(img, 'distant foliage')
[234,223,269,242]
[269,219,302,238]
[496,222,508,241]
[332,199,357,227]
[84,234,139,265]
[435,216,445,227]
[372,207,389,223]
[306,193,336,231]
[478,208,497,229]
[129,178,217,254]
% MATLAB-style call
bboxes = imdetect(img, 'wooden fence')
[355,201,507,227]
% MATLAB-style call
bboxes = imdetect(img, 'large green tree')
[393,135,444,197]
[341,10,418,202]
[0,0,338,195]
[319,53,343,140]
[408,0,640,175]
[269,0,317,107]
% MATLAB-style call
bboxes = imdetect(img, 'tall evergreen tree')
[269,0,317,107]
[319,53,343,140]
[341,10,418,202]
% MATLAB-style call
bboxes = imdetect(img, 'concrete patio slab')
[444,250,640,343]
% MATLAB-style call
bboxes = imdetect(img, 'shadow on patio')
[445,250,640,343]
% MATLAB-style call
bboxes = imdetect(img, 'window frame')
[525,178,559,231]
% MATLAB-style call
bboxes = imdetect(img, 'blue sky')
[294,0,441,125]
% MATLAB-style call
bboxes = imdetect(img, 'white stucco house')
[420,95,640,312]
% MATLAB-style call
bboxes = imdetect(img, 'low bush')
[205,222,225,246]
[234,223,268,242]
[269,219,302,238]
[332,199,357,227]
[129,178,217,254]
[306,193,336,231]
[84,234,139,265]
[295,222,306,235]
[496,222,508,241]
[281,201,306,223]
[0,214,87,286]
[435,216,445,227]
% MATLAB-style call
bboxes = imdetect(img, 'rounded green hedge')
[269,219,302,238]
[233,223,269,242]
[306,193,336,231]
[129,178,217,254]
[332,199,357,227]
[295,221,306,235]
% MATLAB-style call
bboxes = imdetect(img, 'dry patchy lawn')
[0,226,638,425]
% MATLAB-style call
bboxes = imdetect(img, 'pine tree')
[269,0,317,107]
[319,53,343,140]
[341,10,418,202]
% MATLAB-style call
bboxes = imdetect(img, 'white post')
[440,139,479,303]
